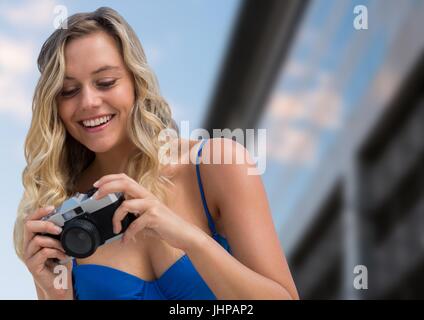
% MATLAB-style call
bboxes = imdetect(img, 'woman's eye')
[97,80,116,89]
[60,88,79,98]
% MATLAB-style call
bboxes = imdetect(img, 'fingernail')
[46,205,55,211]
[54,226,62,234]
[92,191,99,199]
[93,180,100,187]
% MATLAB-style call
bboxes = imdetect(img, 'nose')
[80,85,102,111]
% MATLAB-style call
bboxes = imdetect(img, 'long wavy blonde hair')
[13,7,179,260]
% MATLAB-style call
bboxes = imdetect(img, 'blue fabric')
[72,139,231,300]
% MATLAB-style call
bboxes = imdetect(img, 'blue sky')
[1,0,418,299]
[0,0,240,299]
[259,0,418,230]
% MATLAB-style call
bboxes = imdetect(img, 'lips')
[78,113,116,125]
[79,114,116,133]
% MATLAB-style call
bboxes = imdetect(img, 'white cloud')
[0,35,34,73]
[268,71,343,129]
[0,1,61,121]
[305,73,343,129]
[269,92,306,121]
[0,71,32,122]
[283,59,309,79]
[0,34,35,121]
[0,0,58,29]
[267,126,317,166]
[264,70,343,165]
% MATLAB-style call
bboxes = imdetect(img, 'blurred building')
[204,0,424,299]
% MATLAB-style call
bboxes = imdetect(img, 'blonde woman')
[13,7,298,300]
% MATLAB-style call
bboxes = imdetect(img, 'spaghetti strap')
[71,140,232,299]
[195,139,217,236]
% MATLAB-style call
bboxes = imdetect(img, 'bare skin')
[55,30,225,280]
[28,30,298,299]
[73,139,222,282]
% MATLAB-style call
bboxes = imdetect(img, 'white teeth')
[82,115,112,127]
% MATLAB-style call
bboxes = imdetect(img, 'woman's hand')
[93,173,206,252]
[22,206,73,299]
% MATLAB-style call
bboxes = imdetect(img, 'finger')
[24,221,62,252]
[94,179,151,201]
[93,173,152,199]
[93,173,129,187]
[25,220,62,236]
[25,235,65,260]
[23,207,57,249]
[93,178,133,199]
[122,214,153,244]
[27,248,68,272]
[93,173,139,192]
[25,206,56,222]
[113,199,152,234]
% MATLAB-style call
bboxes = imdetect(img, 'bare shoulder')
[161,138,230,222]
[159,138,201,178]
[197,138,300,299]
[195,137,261,191]
[190,138,260,217]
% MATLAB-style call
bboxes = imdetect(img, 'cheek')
[57,107,70,127]
[57,102,77,133]
[109,81,135,113]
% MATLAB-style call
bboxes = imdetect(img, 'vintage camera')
[42,187,136,258]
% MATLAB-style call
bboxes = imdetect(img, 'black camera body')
[42,187,136,258]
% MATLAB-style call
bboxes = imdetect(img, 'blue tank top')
[72,139,232,299]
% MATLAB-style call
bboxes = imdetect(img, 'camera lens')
[66,229,91,253]
[61,219,101,258]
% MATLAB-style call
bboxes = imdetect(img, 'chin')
[84,141,117,153]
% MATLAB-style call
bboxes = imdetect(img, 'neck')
[90,140,138,178]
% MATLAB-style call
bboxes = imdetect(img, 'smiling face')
[57,30,136,153]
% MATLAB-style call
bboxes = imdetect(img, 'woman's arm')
[22,206,75,300]
[34,276,74,300]
[34,281,46,300]
[185,138,299,300]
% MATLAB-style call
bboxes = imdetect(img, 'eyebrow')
[64,65,121,80]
